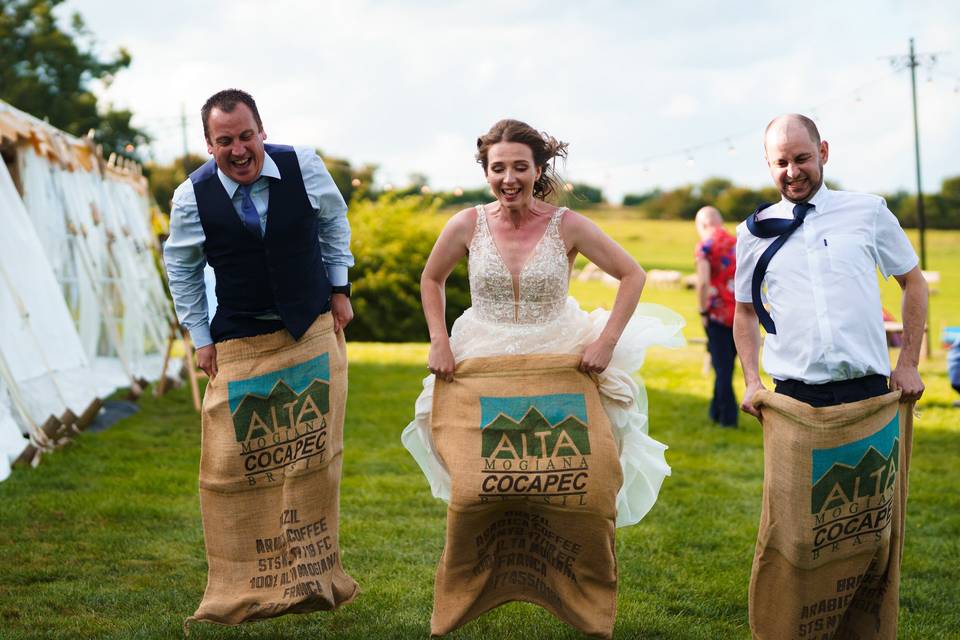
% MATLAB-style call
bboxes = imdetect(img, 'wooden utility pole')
[884,38,944,357]
[907,38,927,271]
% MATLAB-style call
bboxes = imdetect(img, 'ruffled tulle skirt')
[401,297,685,527]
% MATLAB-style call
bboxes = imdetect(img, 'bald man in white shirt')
[734,114,927,414]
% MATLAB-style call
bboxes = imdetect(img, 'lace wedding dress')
[402,205,685,526]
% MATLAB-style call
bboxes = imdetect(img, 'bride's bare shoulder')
[557,207,590,232]
[440,206,480,243]
[448,206,479,228]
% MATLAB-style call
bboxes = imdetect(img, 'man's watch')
[331,283,351,298]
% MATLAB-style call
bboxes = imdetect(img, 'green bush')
[622,189,663,207]
[617,175,960,228]
[347,194,470,342]
[884,177,960,229]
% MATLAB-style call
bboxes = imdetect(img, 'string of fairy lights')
[131,54,958,194]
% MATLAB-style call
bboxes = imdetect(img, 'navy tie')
[747,201,814,334]
[238,183,263,238]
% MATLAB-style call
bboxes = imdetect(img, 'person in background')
[694,206,738,427]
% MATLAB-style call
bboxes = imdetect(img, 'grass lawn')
[1,218,958,639]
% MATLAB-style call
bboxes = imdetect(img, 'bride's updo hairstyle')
[476,119,569,200]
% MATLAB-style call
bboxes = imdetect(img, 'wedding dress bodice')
[467,204,569,324]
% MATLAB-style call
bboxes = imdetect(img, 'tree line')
[145,152,960,231]
[621,176,960,229]
[1,0,148,160]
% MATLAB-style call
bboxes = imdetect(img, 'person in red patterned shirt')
[695,206,738,427]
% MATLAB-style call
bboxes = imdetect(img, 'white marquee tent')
[0,100,175,481]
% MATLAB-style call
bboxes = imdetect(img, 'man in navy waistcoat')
[163,89,354,377]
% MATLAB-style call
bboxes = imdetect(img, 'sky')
[65,0,960,202]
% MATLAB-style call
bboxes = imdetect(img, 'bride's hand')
[579,337,615,374]
[428,340,456,382]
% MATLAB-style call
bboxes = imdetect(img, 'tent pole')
[103,238,167,358]
[0,344,52,453]
[153,320,178,398]
[66,226,136,383]
[181,328,202,412]
[53,172,136,384]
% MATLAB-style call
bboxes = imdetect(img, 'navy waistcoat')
[190,144,331,343]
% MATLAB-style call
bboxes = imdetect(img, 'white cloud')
[60,0,960,201]
[661,94,700,118]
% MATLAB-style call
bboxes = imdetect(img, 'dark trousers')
[774,374,889,408]
[705,320,738,426]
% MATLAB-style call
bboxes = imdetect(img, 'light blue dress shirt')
[163,146,353,348]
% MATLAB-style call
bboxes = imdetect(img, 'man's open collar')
[778,183,830,212]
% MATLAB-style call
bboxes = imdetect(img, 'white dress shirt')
[735,185,917,384]
[164,146,353,348]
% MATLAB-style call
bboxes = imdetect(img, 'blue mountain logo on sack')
[809,415,900,559]
[228,354,331,485]
[479,393,591,505]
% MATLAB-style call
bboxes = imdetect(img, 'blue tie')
[747,201,814,334]
[238,183,262,238]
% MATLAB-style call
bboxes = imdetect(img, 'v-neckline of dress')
[480,204,558,300]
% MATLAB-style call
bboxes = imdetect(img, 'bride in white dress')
[402,119,685,527]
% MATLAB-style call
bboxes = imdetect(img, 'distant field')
[572,211,960,345]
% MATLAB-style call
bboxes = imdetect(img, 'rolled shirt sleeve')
[163,180,213,348]
[297,147,354,286]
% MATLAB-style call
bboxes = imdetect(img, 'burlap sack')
[186,313,359,628]
[749,390,913,640]
[430,354,623,638]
